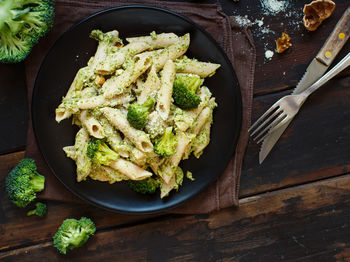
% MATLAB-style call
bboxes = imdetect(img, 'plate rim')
[32,4,243,214]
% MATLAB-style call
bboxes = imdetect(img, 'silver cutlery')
[256,7,350,163]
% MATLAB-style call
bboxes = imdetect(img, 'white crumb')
[234,15,251,27]
[254,18,264,27]
[265,50,274,60]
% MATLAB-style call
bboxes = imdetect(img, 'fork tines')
[248,105,287,144]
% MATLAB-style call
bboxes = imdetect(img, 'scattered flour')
[234,15,251,27]
[265,50,274,60]
[235,15,275,40]
[233,0,304,63]
[261,0,290,15]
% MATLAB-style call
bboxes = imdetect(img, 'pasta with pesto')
[55,29,220,198]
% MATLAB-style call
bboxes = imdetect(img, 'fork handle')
[303,52,350,97]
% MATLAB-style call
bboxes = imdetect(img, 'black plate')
[32,5,242,214]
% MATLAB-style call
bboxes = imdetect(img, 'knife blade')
[292,58,328,94]
[259,6,350,164]
[259,60,328,163]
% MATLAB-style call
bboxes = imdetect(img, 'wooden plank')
[2,74,350,251]
[0,200,159,252]
[241,76,350,196]
[2,174,350,261]
[229,0,350,95]
[0,194,155,252]
[0,151,155,251]
[0,151,25,172]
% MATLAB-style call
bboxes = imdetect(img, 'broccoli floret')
[128,177,159,194]
[172,73,203,109]
[127,97,155,130]
[175,73,203,93]
[87,138,118,166]
[0,0,55,63]
[154,127,177,157]
[6,158,45,208]
[27,202,47,217]
[53,217,96,254]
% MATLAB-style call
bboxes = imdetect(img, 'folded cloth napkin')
[24,0,255,214]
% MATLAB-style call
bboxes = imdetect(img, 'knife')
[259,7,350,164]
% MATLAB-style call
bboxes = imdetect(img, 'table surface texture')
[1,0,350,261]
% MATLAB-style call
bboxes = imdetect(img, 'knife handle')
[316,6,350,66]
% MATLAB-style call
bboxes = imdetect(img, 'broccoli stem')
[26,209,36,216]
[143,97,156,110]
[62,230,87,248]
[0,0,13,32]
[30,173,45,192]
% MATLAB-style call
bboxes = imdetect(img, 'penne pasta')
[175,57,221,78]
[89,167,112,182]
[74,128,92,182]
[158,132,191,184]
[55,67,92,122]
[99,116,130,158]
[63,146,76,160]
[156,59,176,120]
[192,119,212,158]
[172,86,213,132]
[75,91,135,110]
[184,98,216,159]
[91,30,120,75]
[95,41,150,75]
[138,65,160,104]
[79,110,105,139]
[134,34,190,72]
[57,30,220,198]
[160,175,176,199]
[190,106,211,135]
[109,158,152,180]
[126,32,179,49]
[101,166,130,182]
[100,107,153,153]
[102,54,152,99]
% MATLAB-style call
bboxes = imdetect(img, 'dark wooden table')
[1,1,350,261]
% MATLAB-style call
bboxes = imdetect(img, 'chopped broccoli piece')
[174,166,184,189]
[53,217,96,254]
[6,158,45,208]
[150,31,157,39]
[154,127,177,157]
[172,74,203,109]
[172,107,195,132]
[89,29,122,46]
[128,177,159,194]
[127,97,155,130]
[186,171,195,181]
[0,0,55,63]
[27,202,47,217]
[87,138,118,166]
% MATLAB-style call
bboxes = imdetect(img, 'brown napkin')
[25,0,255,214]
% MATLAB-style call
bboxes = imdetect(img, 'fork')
[249,52,350,143]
